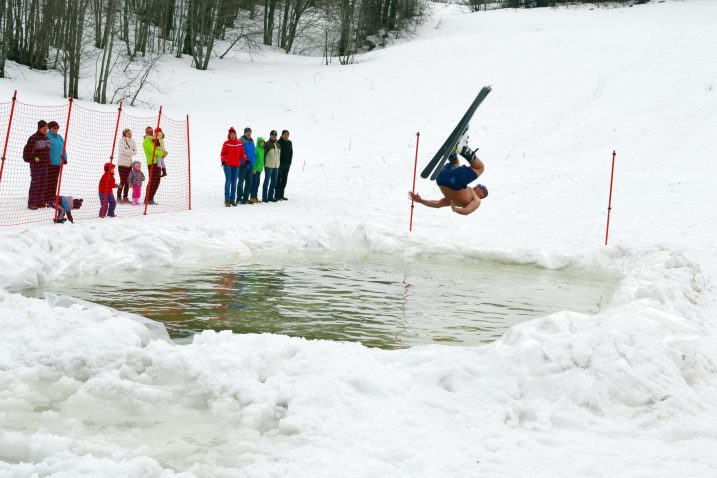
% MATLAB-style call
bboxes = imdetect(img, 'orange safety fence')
[0,92,191,225]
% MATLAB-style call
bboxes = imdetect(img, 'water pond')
[25,253,617,349]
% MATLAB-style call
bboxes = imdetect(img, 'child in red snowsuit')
[99,162,118,217]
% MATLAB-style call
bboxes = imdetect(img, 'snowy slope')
[1,0,717,476]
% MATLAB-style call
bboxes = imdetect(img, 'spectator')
[127,160,145,206]
[221,127,247,207]
[98,162,118,218]
[262,130,281,203]
[238,127,255,205]
[155,127,168,177]
[117,128,137,203]
[250,136,265,203]
[143,126,165,205]
[22,120,51,210]
[276,129,293,201]
[45,121,68,206]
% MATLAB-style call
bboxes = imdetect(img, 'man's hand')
[408,191,422,204]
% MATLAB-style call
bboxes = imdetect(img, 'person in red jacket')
[220,127,248,207]
[99,162,118,218]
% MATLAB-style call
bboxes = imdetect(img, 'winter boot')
[225,200,231,207]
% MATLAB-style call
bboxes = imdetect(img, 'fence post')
[144,106,163,215]
[109,101,123,163]
[409,132,420,231]
[53,95,74,223]
[0,90,18,185]
[604,150,616,245]
[186,114,192,211]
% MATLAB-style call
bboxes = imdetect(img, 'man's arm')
[408,191,450,209]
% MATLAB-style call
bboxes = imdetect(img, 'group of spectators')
[22,120,68,210]
[220,127,293,206]
[22,120,169,218]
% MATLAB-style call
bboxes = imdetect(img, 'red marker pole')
[0,90,18,185]
[605,150,616,245]
[53,95,74,222]
[409,132,420,231]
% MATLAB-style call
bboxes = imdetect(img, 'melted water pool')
[25,254,617,349]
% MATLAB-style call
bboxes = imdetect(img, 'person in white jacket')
[117,128,138,203]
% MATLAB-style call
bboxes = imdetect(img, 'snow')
[2,0,717,476]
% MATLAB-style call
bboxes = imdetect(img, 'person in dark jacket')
[276,129,293,200]
[23,120,51,210]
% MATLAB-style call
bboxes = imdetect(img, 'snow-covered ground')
[2,0,717,476]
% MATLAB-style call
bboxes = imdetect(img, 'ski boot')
[459,145,478,163]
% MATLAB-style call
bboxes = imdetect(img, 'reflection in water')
[24,254,617,349]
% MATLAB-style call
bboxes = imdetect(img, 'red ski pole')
[605,150,616,245]
[409,132,420,231]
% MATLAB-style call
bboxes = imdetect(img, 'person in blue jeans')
[262,130,281,202]
[220,127,247,207]
[238,127,256,205]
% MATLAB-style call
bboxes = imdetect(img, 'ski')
[420,86,492,180]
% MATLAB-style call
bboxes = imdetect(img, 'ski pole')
[410,132,420,232]
[605,150,616,245]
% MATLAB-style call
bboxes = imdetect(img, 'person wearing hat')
[408,152,488,216]
[262,130,281,202]
[44,121,68,206]
[220,127,248,207]
[276,129,293,201]
[98,162,118,218]
[238,127,255,205]
[142,126,166,205]
[250,136,266,203]
[22,120,51,210]
[53,196,83,223]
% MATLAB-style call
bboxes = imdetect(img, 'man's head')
[38,120,48,133]
[281,129,289,139]
[244,127,252,138]
[145,126,153,136]
[474,184,488,199]
[48,121,60,132]
[270,130,278,139]
[228,127,237,140]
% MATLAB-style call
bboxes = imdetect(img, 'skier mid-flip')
[409,146,488,216]
[411,86,492,216]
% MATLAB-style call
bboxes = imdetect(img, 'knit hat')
[48,121,59,129]
[38,120,48,129]
[244,127,252,133]
[104,162,115,171]
[270,130,278,136]
[228,127,237,135]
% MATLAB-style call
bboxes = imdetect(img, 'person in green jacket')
[142,126,166,205]
[250,136,265,203]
